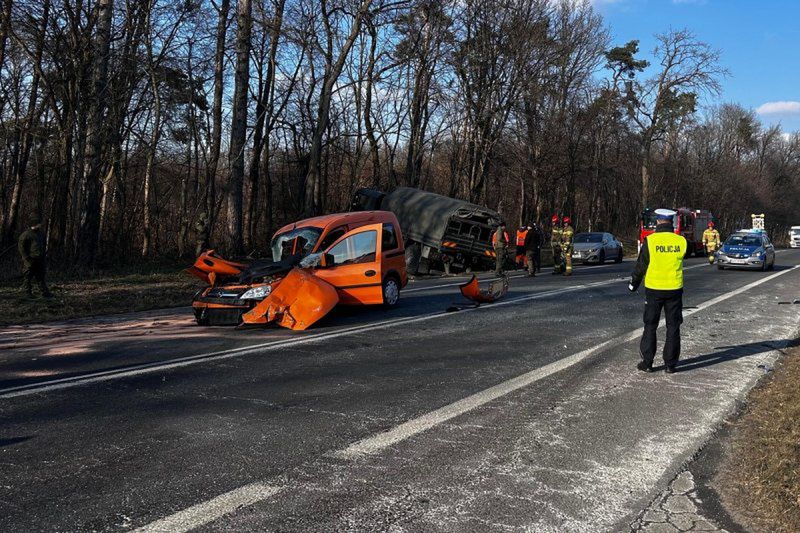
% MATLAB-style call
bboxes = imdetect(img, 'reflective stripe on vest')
[644,232,686,290]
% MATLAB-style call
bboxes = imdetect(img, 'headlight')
[750,249,763,258]
[240,285,272,300]
[588,248,599,253]
[717,250,726,256]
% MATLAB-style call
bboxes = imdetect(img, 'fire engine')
[639,207,713,256]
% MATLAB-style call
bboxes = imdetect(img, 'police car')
[715,230,776,271]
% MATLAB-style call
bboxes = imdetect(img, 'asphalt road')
[1,252,799,532]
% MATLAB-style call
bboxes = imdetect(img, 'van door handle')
[364,270,376,277]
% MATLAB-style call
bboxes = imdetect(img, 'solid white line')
[132,482,281,533]
[129,264,798,531]
[334,264,798,459]
[0,280,619,399]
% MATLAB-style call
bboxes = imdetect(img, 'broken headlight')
[240,285,272,300]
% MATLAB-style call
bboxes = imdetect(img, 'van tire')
[382,276,401,307]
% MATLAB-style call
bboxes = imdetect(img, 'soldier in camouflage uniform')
[18,217,52,298]
[550,215,563,274]
[561,216,575,276]
[492,223,509,276]
[195,212,210,257]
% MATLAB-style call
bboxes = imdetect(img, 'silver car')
[571,232,624,264]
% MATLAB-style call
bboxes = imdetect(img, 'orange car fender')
[241,268,339,330]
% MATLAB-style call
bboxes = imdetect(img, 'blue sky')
[595,0,800,132]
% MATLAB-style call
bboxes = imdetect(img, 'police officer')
[550,215,562,274]
[195,212,210,256]
[702,222,721,265]
[18,217,52,298]
[561,216,575,276]
[523,223,542,277]
[629,208,686,373]
[492,223,509,276]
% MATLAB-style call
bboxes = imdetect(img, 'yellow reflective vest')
[644,232,687,290]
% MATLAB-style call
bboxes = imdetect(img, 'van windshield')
[271,227,323,261]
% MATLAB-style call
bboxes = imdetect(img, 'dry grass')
[0,262,203,326]
[716,344,800,533]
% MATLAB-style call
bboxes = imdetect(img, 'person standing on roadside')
[18,217,52,298]
[492,223,509,277]
[560,216,575,276]
[550,215,563,274]
[523,223,542,277]
[629,208,686,374]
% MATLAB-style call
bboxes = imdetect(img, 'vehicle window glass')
[329,230,377,265]
[318,227,347,251]
[726,234,761,246]
[574,233,603,243]
[382,224,398,251]
[270,227,322,262]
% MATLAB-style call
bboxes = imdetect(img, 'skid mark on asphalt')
[130,265,798,532]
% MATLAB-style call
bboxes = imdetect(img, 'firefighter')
[492,223,510,276]
[515,226,529,268]
[561,216,575,276]
[550,215,563,274]
[702,222,721,265]
[18,217,52,298]
[629,209,686,374]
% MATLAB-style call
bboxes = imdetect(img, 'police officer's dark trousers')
[640,288,683,367]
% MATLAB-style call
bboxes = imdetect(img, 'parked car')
[187,211,408,329]
[571,232,624,264]
[716,230,775,271]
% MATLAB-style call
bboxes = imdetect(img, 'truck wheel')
[382,276,401,307]
[405,241,421,275]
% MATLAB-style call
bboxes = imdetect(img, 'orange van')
[188,211,408,329]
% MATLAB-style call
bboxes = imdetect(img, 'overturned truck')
[352,187,502,274]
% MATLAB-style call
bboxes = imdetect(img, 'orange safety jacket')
[492,230,510,247]
[516,229,528,247]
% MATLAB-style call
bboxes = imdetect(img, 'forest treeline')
[1,0,798,267]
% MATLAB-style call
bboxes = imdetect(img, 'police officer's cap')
[654,208,676,220]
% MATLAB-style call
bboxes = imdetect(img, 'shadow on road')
[653,339,796,373]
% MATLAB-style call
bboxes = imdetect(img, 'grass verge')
[715,343,800,533]
[0,260,203,326]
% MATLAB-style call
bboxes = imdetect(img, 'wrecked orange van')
[187,211,408,330]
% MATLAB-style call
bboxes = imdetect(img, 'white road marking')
[334,264,799,459]
[130,265,798,531]
[132,482,281,533]
[0,279,618,399]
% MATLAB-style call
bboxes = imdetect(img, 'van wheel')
[382,276,401,307]
[405,241,421,275]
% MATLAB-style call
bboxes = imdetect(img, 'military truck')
[352,187,502,274]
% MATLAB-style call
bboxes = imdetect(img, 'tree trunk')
[206,0,230,231]
[77,0,114,267]
[226,0,251,255]
[304,0,372,217]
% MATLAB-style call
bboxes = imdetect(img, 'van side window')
[382,223,399,251]
[329,231,377,265]
[319,227,347,251]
